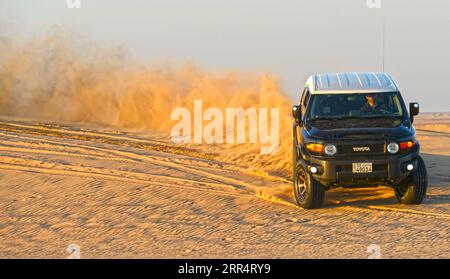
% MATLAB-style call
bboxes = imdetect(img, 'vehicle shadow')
[323,153,450,208]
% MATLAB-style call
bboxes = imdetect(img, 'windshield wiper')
[358,115,403,119]
[308,117,342,121]
[309,115,401,121]
[309,116,363,121]
[338,115,402,120]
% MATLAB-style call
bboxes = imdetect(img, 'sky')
[1,0,449,111]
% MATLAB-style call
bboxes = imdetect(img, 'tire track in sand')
[3,118,448,220]
[0,161,249,198]
[0,121,265,192]
[0,155,248,193]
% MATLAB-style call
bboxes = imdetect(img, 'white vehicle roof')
[306,72,399,94]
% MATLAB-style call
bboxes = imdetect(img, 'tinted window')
[306,92,404,120]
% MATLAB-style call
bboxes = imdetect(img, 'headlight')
[387,142,399,154]
[324,144,337,156]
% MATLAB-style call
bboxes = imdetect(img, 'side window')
[303,91,310,107]
[300,88,310,116]
[300,87,307,105]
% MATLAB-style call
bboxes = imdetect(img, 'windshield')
[305,92,405,121]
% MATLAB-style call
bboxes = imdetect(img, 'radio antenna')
[382,19,385,72]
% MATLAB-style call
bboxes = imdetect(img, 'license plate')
[352,162,373,173]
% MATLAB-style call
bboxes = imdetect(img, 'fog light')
[310,166,318,174]
[406,163,414,171]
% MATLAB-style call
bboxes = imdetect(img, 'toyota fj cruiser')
[292,72,427,209]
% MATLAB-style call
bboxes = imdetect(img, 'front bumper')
[300,152,419,186]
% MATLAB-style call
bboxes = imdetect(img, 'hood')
[305,123,414,141]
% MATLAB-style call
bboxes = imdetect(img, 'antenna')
[382,19,385,73]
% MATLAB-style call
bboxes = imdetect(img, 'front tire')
[394,156,428,204]
[293,162,325,209]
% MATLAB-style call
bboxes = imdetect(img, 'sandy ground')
[0,114,449,259]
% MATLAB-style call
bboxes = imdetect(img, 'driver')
[361,94,385,113]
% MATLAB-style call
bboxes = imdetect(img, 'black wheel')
[394,156,428,204]
[293,161,325,209]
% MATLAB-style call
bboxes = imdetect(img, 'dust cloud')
[0,28,294,174]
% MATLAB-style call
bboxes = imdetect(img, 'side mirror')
[292,105,301,121]
[409,102,419,123]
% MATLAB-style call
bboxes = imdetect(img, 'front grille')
[338,143,385,156]
[340,133,386,140]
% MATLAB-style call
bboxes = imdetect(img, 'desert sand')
[0,113,448,259]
